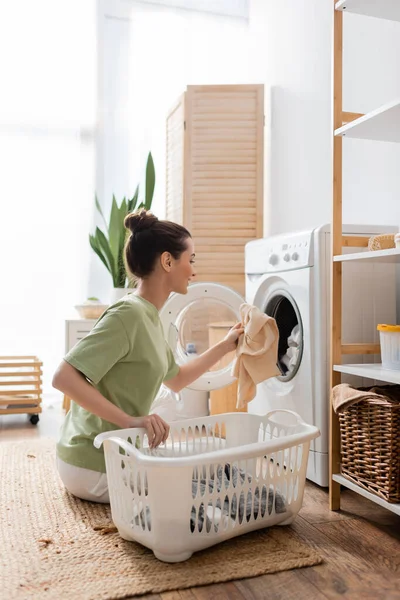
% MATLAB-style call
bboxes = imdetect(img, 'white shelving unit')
[330,2,400,516]
[334,247,400,263]
[332,475,400,516]
[335,0,400,22]
[335,98,400,142]
[334,363,400,386]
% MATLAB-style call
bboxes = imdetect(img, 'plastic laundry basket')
[377,324,400,370]
[94,410,319,563]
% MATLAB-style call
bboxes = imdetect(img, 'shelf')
[333,475,400,515]
[335,0,400,22]
[334,247,400,263]
[331,0,400,518]
[334,98,400,142]
[334,363,400,384]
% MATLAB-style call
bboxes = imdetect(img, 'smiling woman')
[52,208,243,503]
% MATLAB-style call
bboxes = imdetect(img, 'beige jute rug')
[0,439,322,600]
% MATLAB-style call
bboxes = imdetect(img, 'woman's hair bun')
[123,209,191,279]
[124,209,158,234]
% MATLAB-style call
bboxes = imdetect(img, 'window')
[0,1,97,394]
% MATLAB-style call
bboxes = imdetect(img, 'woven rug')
[1,439,322,600]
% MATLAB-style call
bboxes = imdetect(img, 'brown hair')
[124,209,191,279]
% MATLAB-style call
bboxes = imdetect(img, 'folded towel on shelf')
[331,383,400,414]
[231,304,280,409]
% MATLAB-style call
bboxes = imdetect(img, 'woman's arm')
[164,323,244,393]
[53,361,169,447]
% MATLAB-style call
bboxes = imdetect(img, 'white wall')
[249,0,400,236]
[90,0,252,302]
[90,0,400,304]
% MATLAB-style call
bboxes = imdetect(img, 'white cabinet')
[63,319,96,412]
[65,319,96,353]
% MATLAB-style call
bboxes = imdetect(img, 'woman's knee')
[56,457,109,503]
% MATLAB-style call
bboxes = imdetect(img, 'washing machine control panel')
[245,231,314,274]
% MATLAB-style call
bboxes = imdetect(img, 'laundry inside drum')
[265,293,303,381]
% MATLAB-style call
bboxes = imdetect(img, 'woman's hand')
[222,322,245,353]
[132,414,170,449]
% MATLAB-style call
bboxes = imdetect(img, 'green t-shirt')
[56,294,179,473]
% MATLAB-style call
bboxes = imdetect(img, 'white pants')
[56,457,110,503]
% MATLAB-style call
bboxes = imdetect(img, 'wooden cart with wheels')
[0,356,43,424]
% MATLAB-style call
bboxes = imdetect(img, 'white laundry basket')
[94,410,319,563]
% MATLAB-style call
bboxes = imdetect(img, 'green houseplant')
[89,152,155,294]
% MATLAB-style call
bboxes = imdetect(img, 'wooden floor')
[1,399,399,600]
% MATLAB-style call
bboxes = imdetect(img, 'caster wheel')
[30,415,40,425]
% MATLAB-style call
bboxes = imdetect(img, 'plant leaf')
[119,198,128,253]
[116,261,126,288]
[128,185,139,213]
[89,234,112,277]
[118,198,129,288]
[145,152,155,210]
[119,198,128,223]
[95,195,108,231]
[108,196,121,278]
[95,227,116,285]
[89,153,156,289]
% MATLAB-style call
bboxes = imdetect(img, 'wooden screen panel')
[184,84,264,295]
[166,94,185,224]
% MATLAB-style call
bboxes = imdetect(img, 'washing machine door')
[160,282,244,391]
[252,272,307,382]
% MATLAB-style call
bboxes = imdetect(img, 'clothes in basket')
[131,462,286,533]
[190,463,286,532]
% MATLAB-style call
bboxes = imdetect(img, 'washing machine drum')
[159,282,245,391]
[264,291,303,381]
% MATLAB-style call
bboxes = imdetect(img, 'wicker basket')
[339,395,400,503]
[74,303,108,320]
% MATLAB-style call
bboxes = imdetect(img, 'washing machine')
[245,224,398,487]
